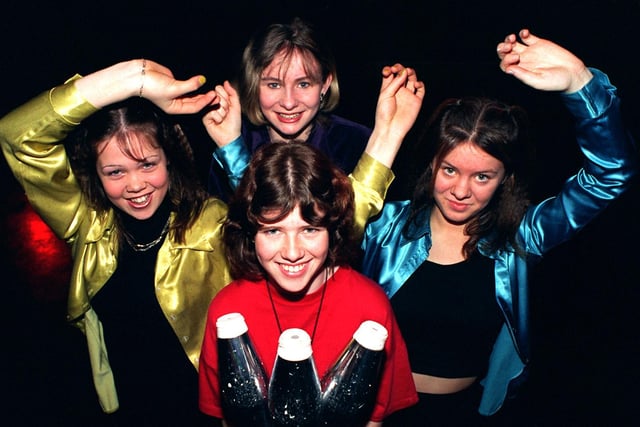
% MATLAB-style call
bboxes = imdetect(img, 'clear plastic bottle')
[216,312,272,426]
[268,328,321,426]
[319,320,388,426]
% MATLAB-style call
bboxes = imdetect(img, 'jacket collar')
[403,203,504,259]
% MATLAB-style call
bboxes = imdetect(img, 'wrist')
[565,66,593,94]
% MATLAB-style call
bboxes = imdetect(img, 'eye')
[298,81,311,89]
[266,82,281,89]
[142,161,157,170]
[442,166,455,176]
[260,228,280,236]
[104,168,123,177]
[477,173,489,182]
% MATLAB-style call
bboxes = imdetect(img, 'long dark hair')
[65,97,208,243]
[407,97,534,256]
[224,141,357,280]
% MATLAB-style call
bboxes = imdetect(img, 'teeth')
[279,113,299,119]
[130,194,150,204]
[282,264,304,273]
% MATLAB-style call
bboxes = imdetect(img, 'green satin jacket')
[0,75,393,413]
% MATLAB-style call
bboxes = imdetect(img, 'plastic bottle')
[216,312,272,426]
[319,320,388,426]
[268,328,321,426]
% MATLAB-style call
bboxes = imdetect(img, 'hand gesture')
[201,80,243,148]
[497,29,593,93]
[366,64,426,167]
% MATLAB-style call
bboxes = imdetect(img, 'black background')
[2,1,639,425]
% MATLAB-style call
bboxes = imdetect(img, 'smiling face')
[254,205,330,296]
[259,49,332,142]
[432,141,506,225]
[96,134,169,220]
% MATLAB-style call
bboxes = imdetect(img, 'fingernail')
[199,76,207,84]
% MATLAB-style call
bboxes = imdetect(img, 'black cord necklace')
[266,269,329,343]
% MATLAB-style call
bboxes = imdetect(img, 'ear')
[322,74,333,94]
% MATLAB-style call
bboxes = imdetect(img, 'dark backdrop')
[2,1,639,425]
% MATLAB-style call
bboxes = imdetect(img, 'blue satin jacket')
[360,69,638,415]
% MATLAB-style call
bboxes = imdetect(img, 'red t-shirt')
[199,266,417,422]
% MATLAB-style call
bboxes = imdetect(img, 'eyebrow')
[441,161,502,175]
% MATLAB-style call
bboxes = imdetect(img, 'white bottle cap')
[277,328,313,361]
[216,312,249,339]
[353,320,388,351]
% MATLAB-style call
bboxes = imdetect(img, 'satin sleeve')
[0,76,98,239]
[211,135,250,191]
[519,68,639,254]
[349,152,395,239]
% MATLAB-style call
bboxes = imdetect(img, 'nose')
[450,179,471,200]
[282,234,304,261]
[125,172,147,193]
[279,87,298,110]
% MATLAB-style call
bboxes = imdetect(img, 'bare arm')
[364,64,426,168]
[74,59,217,112]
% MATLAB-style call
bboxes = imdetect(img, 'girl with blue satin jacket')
[363,29,639,425]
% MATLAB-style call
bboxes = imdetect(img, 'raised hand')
[366,64,426,167]
[75,59,217,113]
[496,29,593,93]
[201,80,243,148]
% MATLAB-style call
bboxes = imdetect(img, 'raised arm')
[498,30,638,251]
[364,64,426,168]
[496,28,593,94]
[351,64,425,236]
[74,59,217,112]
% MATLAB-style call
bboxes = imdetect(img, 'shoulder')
[371,200,412,227]
[335,267,388,299]
[201,197,229,218]
[181,198,228,246]
[322,114,372,136]
[210,279,265,309]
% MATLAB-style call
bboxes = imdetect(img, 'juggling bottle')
[319,320,388,426]
[216,312,272,427]
[268,328,321,426]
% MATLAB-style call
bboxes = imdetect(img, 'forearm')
[363,128,405,169]
[563,68,638,188]
[211,135,250,190]
[74,60,143,108]
[350,153,395,239]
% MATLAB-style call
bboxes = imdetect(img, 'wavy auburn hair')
[224,141,357,280]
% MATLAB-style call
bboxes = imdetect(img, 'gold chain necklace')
[121,217,170,252]
[266,270,328,343]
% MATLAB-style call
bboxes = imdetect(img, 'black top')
[90,203,214,425]
[391,252,502,378]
